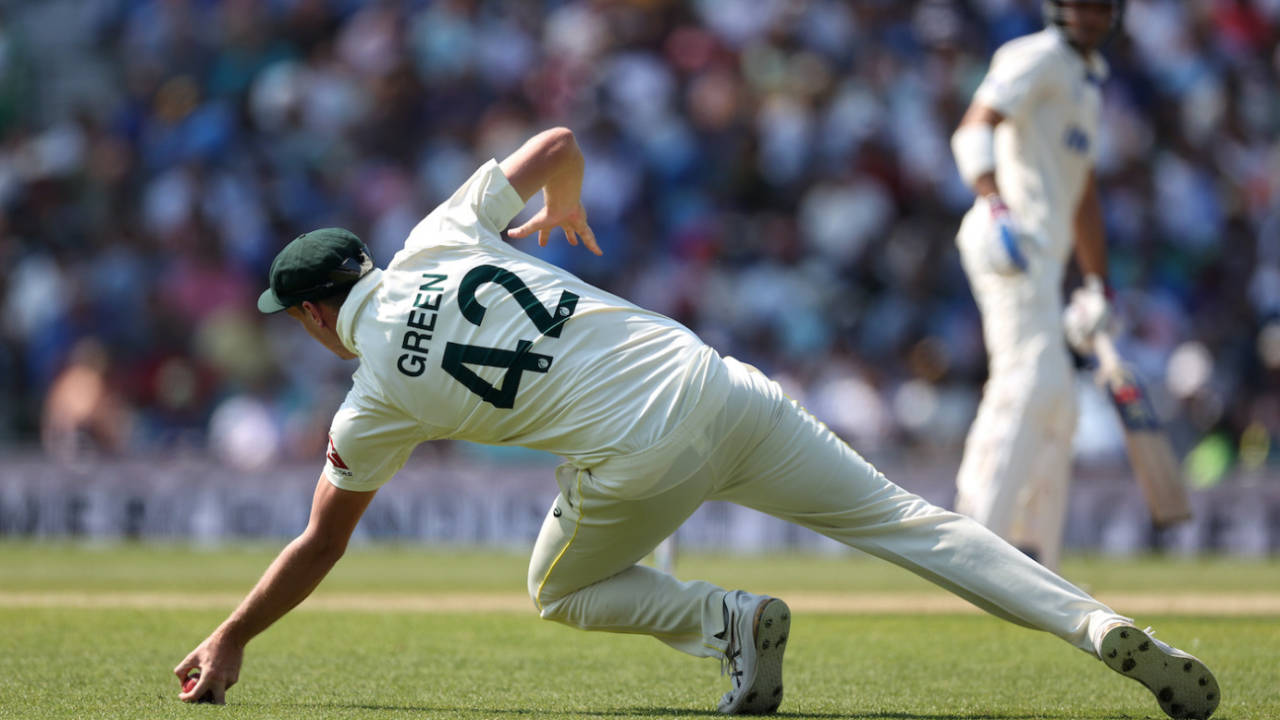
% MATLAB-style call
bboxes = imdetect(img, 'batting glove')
[981,194,1037,276]
[1063,274,1113,356]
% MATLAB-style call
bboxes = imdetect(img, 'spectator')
[0,0,1273,482]
[41,337,132,461]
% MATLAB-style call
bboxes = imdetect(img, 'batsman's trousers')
[527,357,1123,660]
[955,209,1078,571]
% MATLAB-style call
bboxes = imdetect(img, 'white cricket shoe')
[717,590,790,715]
[1098,623,1220,719]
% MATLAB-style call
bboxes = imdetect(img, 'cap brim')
[257,288,289,314]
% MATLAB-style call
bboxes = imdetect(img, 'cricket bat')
[1092,331,1192,528]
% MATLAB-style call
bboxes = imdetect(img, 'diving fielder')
[174,127,1217,719]
[950,0,1120,571]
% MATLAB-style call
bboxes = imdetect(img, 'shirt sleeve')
[398,160,527,259]
[973,43,1062,121]
[323,387,422,492]
[441,159,527,237]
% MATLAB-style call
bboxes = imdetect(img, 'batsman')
[950,0,1127,571]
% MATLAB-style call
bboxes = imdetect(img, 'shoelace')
[1141,626,1176,653]
[720,621,744,687]
[720,647,743,683]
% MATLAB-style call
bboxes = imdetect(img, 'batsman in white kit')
[950,0,1123,571]
[173,125,1219,719]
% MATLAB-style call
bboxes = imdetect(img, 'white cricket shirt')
[322,160,730,491]
[971,28,1107,264]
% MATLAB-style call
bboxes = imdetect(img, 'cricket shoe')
[1098,623,1220,719]
[717,591,790,715]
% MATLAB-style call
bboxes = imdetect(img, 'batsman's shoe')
[717,590,790,715]
[1099,624,1219,719]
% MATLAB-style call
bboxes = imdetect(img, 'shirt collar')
[1083,50,1109,84]
[1049,27,1110,83]
[335,268,382,357]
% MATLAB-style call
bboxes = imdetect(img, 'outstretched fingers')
[508,209,601,255]
[507,214,543,240]
[564,218,601,255]
[579,224,602,256]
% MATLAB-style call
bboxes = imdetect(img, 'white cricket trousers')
[527,357,1123,660]
[955,208,1078,571]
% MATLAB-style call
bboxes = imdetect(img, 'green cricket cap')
[257,228,375,314]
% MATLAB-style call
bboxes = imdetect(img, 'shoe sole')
[1099,625,1220,719]
[727,598,790,715]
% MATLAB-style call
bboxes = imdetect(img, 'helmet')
[1042,0,1124,34]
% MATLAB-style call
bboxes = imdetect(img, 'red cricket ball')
[181,672,215,703]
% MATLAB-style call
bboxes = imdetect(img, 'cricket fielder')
[175,127,1217,719]
[950,0,1120,571]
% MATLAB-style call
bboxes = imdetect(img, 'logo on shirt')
[1063,125,1090,155]
[326,435,353,476]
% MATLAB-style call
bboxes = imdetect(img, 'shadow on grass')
[241,702,1070,719]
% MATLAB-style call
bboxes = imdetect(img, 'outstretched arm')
[173,477,376,704]
[500,127,600,255]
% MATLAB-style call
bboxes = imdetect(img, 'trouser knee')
[528,567,555,614]
[528,556,579,618]
[528,581,581,628]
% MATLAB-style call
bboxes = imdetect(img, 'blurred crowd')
[0,0,1277,484]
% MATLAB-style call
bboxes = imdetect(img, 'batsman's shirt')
[323,160,729,492]
[966,28,1107,266]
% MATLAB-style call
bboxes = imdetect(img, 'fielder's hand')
[174,631,244,704]
[1063,274,1113,355]
[982,194,1037,275]
[509,199,601,256]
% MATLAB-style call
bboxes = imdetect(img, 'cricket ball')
[181,672,215,703]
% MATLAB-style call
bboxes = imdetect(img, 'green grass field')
[1,543,1277,719]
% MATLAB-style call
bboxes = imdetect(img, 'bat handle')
[1092,330,1122,374]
